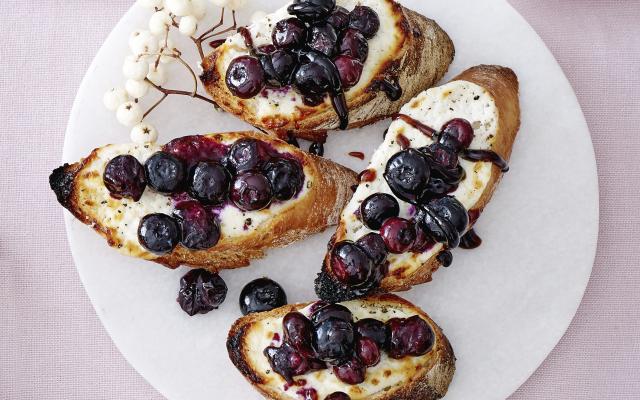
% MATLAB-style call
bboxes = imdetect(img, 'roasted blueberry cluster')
[102,136,305,255]
[225,0,381,129]
[264,303,434,390]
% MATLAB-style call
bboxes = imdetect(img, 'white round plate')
[62,0,598,399]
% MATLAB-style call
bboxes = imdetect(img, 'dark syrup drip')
[396,133,410,150]
[331,90,349,130]
[374,78,403,101]
[468,209,481,225]
[459,228,482,249]
[392,113,436,137]
[286,134,300,148]
[209,39,226,49]
[358,169,376,182]
[462,149,509,172]
[348,151,365,160]
[437,250,453,267]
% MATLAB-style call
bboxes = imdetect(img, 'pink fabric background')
[1,0,638,398]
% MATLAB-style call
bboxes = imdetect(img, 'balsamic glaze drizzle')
[459,229,483,249]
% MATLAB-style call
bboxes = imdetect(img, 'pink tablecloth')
[1,1,638,398]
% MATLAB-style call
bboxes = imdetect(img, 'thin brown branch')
[144,78,218,113]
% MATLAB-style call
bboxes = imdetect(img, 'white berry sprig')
[104,0,245,144]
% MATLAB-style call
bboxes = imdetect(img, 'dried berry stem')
[191,8,237,60]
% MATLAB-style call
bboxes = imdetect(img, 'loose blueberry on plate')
[138,213,181,254]
[384,148,431,203]
[309,141,324,156]
[348,5,380,39]
[287,0,336,22]
[356,232,388,266]
[355,318,388,348]
[310,303,353,326]
[309,23,338,57]
[326,6,350,31]
[386,315,434,358]
[360,192,400,230]
[239,277,287,315]
[173,201,220,250]
[103,154,146,201]
[188,161,230,205]
[144,151,186,193]
[330,241,375,286]
[263,158,304,201]
[272,17,308,50]
[380,217,418,254]
[177,269,227,316]
[313,317,355,362]
[333,55,364,88]
[283,312,315,357]
[230,171,273,211]
[338,28,369,62]
[226,56,266,99]
[332,357,365,384]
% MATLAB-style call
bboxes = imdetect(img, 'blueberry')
[416,196,468,248]
[309,141,324,156]
[239,278,287,315]
[226,56,265,99]
[360,193,400,230]
[103,155,146,201]
[188,161,230,205]
[260,50,297,87]
[326,6,350,31]
[313,317,354,362]
[332,357,365,384]
[310,303,353,326]
[384,148,431,203]
[263,158,304,201]
[355,336,380,367]
[138,213,181,254]
[355,318,388,348]
[338,28,368,62]
[287,0,336,22]
[177,269,227,316]
[330,241,375,286]
[309,23,338,57]
[173,201,220,250]
[230,171,273,211]
[386,316,434,359]
[440,118,474,150]
[356,233,388,266]
[283,312,315,357]
[333,55,364,88]
[380,217,417,254]
[264,343,317,384]
[294,51,342,97]
[226,139,267,173]
[325,392,351,400]
[349,6,380,38]
[143,152,186,193]
[272,18,308,50]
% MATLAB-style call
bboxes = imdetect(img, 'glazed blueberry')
[272,18,308,50]
[257,44,277,54]
[326,6,350,31]
[424,143,459,170]
[227,139,267,173]
[386,316,434,358]
[309,141,325,156]
[177,269,227,316]
[260,50,297,87]
[173,201,220,250]
[294,51,342,97]
[230,171,273,211]
[332,357,365,384]
[313,317,355,362]
[355,336,380,367]
[103,155,146,201]
[384,148,431,203]
[283,312,315,357]
[380,217,417,254]
[163,135,228,165]
[338,29,369,62]
[263,158,304,201]
[440,118,474,150]
[325,392,350,400]
[144,152,186,193]
[309,23,338,57]
[360,193,400,230]
[356,233,388,266]
[264,343,320,384]
[349,6,380,38]
[287,0,336,22]
[330,241,375,286]
[310,303,353,326]
[355,318,388,348]
[188,161,230,205]
[226,56,265,99]
[411,223,434,252]
[333,55,364,88]
[416,196,468,248]
[239,278,287,315]
[138,213,181,254]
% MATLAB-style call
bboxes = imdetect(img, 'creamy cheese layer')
[217,0,401,119]
[75,139,312,259]
[339,80,498,277]
[245,299,436,399]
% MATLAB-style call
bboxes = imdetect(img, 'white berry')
[136,0,163,9]
[116,101,144,127]
[131,123,159,144]
[147,63,168,85]
[125,79,150,98]
[129,30,159,57]
[250,11,267,24]
[103,87,130,111]
[149,10,173,35]
[191,0,207,20]
[209,0,230,7]
[122,55,150,80]
[228,0,246,10]
[166,0,192,16]
[179,15,198,36]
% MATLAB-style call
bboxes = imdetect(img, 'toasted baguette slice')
[50,131,357,270]
[227,294,455,400]
[201,0,454,141]
[316,65,520,301]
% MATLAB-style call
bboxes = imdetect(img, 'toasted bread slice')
[201,0,454,141]
[227,294,455,400]
[316,65,520,301]
[50,131,357,270]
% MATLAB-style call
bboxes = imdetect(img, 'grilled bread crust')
[201,1,455,141]
[227,294,455,400]
[50,131,357,271]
